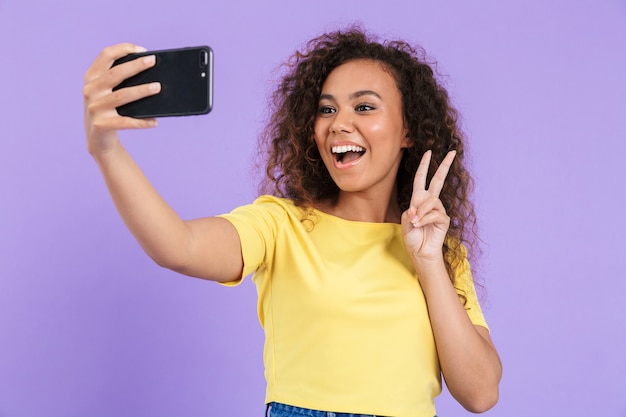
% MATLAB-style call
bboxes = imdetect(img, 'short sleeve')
[217,196,287,285]
[453,254,489,331]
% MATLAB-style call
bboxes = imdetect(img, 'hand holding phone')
[112,46,213,118]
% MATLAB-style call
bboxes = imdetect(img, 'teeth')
[331,145,364,154]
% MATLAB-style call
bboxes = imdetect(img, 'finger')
[93,114,158,131]
[411,195,446,226]
[412,150,433,194]
[411,210,450,230]
[427,150,457,197]
[83,51,156,107]
[83,54,157,103]
[103,54,157,90]
[87,81,161,114]
[84,43,147,83]
[414,194,446,219]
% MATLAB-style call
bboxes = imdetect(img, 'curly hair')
[258,26,481,293]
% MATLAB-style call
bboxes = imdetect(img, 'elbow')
[149,250,189,273]
[155,258,193,276]
[450,372,501,414]
[465,396,499,414]
[461,351,503,413]
[459,385,499,414]
[153,257,178,271]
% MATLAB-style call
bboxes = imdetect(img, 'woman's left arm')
[413,258,502,413]
[402,151,502,413]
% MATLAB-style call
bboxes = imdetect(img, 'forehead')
[320,59,399,95]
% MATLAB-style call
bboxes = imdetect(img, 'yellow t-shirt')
[220,195,487,417]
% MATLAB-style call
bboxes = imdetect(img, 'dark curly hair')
[258,26,481,293]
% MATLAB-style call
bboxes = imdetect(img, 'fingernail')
[143,55,155,65]
[135,45,148,52]
[148,82,161,92]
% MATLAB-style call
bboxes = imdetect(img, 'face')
[313,59,410,197]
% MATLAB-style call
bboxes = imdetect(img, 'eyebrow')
[319,90,382,101]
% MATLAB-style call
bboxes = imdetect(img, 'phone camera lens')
[200,51,208,67]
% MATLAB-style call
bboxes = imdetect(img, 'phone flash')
[201,72,206,78]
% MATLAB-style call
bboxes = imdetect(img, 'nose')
[329,110,354,134]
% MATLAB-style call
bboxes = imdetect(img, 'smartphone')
[112,46,213,118]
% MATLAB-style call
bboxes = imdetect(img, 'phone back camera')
[200,51,208,67]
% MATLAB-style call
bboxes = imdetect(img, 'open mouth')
[331,145,366,166]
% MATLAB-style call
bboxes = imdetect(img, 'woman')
[83,27,501,417]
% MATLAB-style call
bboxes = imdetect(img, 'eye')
[355,104,375,112]
[318,106,335,115]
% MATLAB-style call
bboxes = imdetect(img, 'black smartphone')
[112,46,213,118]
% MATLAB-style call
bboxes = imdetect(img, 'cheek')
[313,120,326,146]
[364,119,388,141]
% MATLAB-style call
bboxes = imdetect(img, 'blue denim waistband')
[266,402,384,417]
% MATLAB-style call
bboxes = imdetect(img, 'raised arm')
[83,43,243,282]
[401,151,502,413]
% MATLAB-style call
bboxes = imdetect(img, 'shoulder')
[251,195,305,219]
[221,195,307,226]
[253,195,298,210]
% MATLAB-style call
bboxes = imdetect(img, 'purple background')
[1,1,625,416]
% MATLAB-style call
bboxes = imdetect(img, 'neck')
[317,188,402,223]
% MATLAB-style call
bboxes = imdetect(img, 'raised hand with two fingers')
[401,150,457,263]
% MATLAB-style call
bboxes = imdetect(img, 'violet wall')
[1,1,625,416]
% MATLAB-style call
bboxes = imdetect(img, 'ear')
[401,128,413,149]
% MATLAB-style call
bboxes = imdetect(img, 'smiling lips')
[331,144,366,168]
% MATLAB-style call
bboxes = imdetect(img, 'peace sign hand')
[401,150,456,262]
